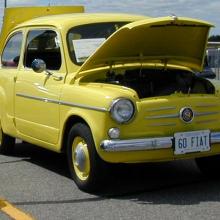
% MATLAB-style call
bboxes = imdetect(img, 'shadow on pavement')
[13,142,69,178]
[9,141,220,205]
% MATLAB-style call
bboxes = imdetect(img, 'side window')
[1,32,22,68]
[24,30,61,70]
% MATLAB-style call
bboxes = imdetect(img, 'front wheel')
[67,123,106,192]
[0,126,15,155]
[195,155,220,177]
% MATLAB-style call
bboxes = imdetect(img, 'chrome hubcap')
[74,143,86,172]
[72,137,90,181]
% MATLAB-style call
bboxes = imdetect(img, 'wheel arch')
[61,115,90,153]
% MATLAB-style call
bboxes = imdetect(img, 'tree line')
[209,35,220,41]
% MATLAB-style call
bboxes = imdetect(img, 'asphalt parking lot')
[0,141,220,220]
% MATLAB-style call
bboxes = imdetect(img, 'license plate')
[174,130,210,155]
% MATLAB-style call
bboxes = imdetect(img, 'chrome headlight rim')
[109,98,136,124]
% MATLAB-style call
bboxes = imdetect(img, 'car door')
[0,31,23,134]
[14,28,66,145]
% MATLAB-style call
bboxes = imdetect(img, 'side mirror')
[31,59,46,73]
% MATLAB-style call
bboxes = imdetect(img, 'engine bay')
[86,68,215,99]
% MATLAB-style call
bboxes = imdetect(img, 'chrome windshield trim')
[16,93,108,112]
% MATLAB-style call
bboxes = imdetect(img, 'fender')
[58,106,113,152]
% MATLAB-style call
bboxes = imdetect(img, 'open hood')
[76,16,213,76]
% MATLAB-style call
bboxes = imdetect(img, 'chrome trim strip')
[149,123,176,127]
[211,132,220,144]
[145,111,219,120]
[195,111,219,117]
[145,113,179,120]
[16,93,108,112]
[101,132,220,152]
[196,104,219,108]
[146,106,176,112]
[60,100,108,112]
[196,119,218,124]
[101,137,173,152]
[16,93,58,104]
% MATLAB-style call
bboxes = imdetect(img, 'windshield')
[67,22,128,65]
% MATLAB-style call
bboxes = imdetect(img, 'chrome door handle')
[52,75,63,81]
[45,70,63,81]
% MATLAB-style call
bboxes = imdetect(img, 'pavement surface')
[0,141,220,220]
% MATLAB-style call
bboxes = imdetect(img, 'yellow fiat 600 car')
[0,6,219,192]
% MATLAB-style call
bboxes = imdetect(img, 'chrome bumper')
[100,132,220,152]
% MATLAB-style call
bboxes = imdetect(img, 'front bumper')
[100,132,220,152]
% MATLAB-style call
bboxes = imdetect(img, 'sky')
[0,0,219,35]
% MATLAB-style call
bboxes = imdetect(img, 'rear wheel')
[67,123,106,192]
[195,155,220,177]
[0,124,15,155]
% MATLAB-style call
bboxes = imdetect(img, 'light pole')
[4,0,7,8]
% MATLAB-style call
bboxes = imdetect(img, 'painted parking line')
[0,198,35,220]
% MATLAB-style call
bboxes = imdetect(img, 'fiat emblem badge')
[180,107,194,123]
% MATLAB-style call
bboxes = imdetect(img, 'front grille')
[144,103,220,127]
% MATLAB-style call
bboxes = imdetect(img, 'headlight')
[110,98,135,123]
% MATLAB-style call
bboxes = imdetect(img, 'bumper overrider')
[100,132,220,152]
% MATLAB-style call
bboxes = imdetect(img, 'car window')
[1,32,22,68]
[67,22,128,65]
[24,29,61,70]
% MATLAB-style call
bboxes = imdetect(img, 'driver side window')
[24,29,61,70]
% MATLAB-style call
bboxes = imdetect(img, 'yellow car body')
[0,6,219,191]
